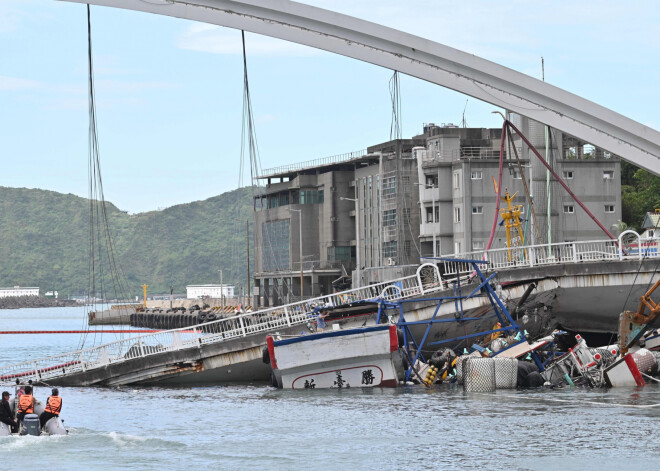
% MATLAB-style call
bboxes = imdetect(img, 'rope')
[81,5,132,350]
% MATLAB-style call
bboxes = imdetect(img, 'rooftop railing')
[260,149,368,177]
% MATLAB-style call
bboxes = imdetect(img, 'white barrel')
[494,358,518,389]
[0,422,10,436]
[42,417,67,436]
[463,357,496,393]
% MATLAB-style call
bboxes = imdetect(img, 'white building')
[186,284,235,300]
[0,286,40,298]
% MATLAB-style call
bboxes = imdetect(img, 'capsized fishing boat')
[0,384,68,437]
[266,325,404,389]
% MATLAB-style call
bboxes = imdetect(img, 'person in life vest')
[40,388,62,428]
[16,385,35,424]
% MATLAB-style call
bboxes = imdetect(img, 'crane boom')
[618,278,660,355]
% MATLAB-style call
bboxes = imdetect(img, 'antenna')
[541,56,545,82]
[461,99,468,128]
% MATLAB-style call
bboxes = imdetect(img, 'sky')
[1,0,658,213]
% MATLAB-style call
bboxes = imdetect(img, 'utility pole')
[288,208,303,297]
[340,196,360,288]
[218,269,224,307]
[416,183,436,258]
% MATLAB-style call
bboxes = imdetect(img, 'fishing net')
[463,358,496,392]
[494,358,518,389]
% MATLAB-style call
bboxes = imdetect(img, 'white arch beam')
[63,0,660,175]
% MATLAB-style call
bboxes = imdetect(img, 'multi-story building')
[416,117,622,256]
[253,119,622,307]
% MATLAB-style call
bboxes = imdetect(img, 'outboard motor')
[22,414,40,436]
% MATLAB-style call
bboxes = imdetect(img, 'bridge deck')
[2,235,657,386]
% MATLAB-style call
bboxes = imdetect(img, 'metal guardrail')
[260,149,367,177]
[0,267,443,384]
[439,235,660,276]
[4,234,657,384]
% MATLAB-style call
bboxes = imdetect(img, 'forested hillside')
[621,161,660,230]
[0,186,254,298]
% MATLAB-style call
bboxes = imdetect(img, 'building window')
[512,169,522,179]
[402,175,411,196]
[328,246,351,262]
[603,170,614,180]
[262,220,290,271]
[404,240,411,257]
[426,206,438,223]
[426,174,438,186]
[383,240,397,258]
[471,170,483,180]
[382,176,397,198]
[563,171,574,180]
[605,205,615,213]
[472,206,483,215]
[453,172,460,189]
[563,205,575,214]
[403,208,411,224]
[473,241,485,250]
[383,209,397,226]
[268,195,280,209]
[454,207,461,223]
[454,241,462,254]
[299,189,324,205]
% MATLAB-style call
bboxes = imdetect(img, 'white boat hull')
[268,325,403,389]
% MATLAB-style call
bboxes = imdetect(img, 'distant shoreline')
[0,296,78,310]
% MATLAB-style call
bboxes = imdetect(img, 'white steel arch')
[64,0,660,175]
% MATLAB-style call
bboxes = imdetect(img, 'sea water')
[1,307,659,470]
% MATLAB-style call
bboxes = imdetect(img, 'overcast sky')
[1,0,658,213]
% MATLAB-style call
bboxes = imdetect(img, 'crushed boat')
[265,325,404,389]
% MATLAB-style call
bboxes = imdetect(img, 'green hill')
[0,186,255,298]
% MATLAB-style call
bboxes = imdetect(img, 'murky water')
[1,307,659,470]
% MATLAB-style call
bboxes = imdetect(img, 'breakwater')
[0,296,77,310]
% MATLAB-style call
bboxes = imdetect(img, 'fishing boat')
[266,325,404,389]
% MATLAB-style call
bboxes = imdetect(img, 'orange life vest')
[44,396,62,415]
[18,394,34,414]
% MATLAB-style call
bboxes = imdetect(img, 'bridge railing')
[0,265,444,384]
[440,237,660,275]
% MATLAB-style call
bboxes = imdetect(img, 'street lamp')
[288,208,303,298]
[416,182,437,258]
[218,269,224,307]
[340,196,360,288]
